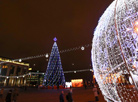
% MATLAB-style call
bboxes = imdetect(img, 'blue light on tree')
[92,0,138,102]
[43,37,65,87]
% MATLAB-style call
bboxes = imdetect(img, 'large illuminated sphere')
[92,0,138,101]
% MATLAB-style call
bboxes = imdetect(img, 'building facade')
[26,72,44,87]
[0,57,29,87]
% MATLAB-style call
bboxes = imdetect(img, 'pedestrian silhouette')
[6,90,12,102]
[84,83,87,89]
[93,85,99,102]
[66,89,73,102]
[12,88,19,102]
[0,88,4,102]
[59,91,64,102]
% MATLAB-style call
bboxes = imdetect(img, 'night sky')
[0,0,112,80]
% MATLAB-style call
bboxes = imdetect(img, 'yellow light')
[0,57,29,66]
[133,65,136,68]
[71,79,83,87]
[93,75,95,78]
[133,20,138,33]
[71,79,83,83]
[136,28,138,32]
[2,65,8,69]
[135,21,138,25]
[28,68,32,70]
[134,27,138,33]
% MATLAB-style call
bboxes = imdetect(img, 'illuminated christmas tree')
[43,37,65,86]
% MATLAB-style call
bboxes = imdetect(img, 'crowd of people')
[59,89,73,102]
[59,84,99,102]
[0,84,99,102]
[0,88,19,102]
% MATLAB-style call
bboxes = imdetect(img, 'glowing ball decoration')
[92,0,138,102]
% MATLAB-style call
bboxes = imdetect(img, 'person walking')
[59,91,64,102]
[84,83,87,89]
[5,90,12,102]
[12,88,19,102]
[0,88,4,102]
[93,85,99,102]
[66,89,73,102]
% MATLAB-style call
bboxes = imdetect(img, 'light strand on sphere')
[0,69,93,78]
[92,0,138,101]
[0,43,91,65]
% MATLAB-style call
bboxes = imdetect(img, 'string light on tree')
[92,0,138,102]
[43,37,65,86]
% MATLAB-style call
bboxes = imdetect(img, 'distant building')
[0,57,29,86]
[26,71,45,87]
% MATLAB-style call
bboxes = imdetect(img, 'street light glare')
[45,54,49,58]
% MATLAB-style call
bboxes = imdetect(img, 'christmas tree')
[43,37,65,86]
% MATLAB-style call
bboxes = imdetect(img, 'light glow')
[81,46,85,50]
[19,59,22,62]
[45,54,49,58]
[71,79,83,87]
[28,68,32,71]
[134,27,138,33]
[92,0,138,101]
[65,82,72,88]
[135,21,138,25]
[0,58,29,66]
[43,39,65,86]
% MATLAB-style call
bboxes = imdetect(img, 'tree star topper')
[53,37,57,42]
